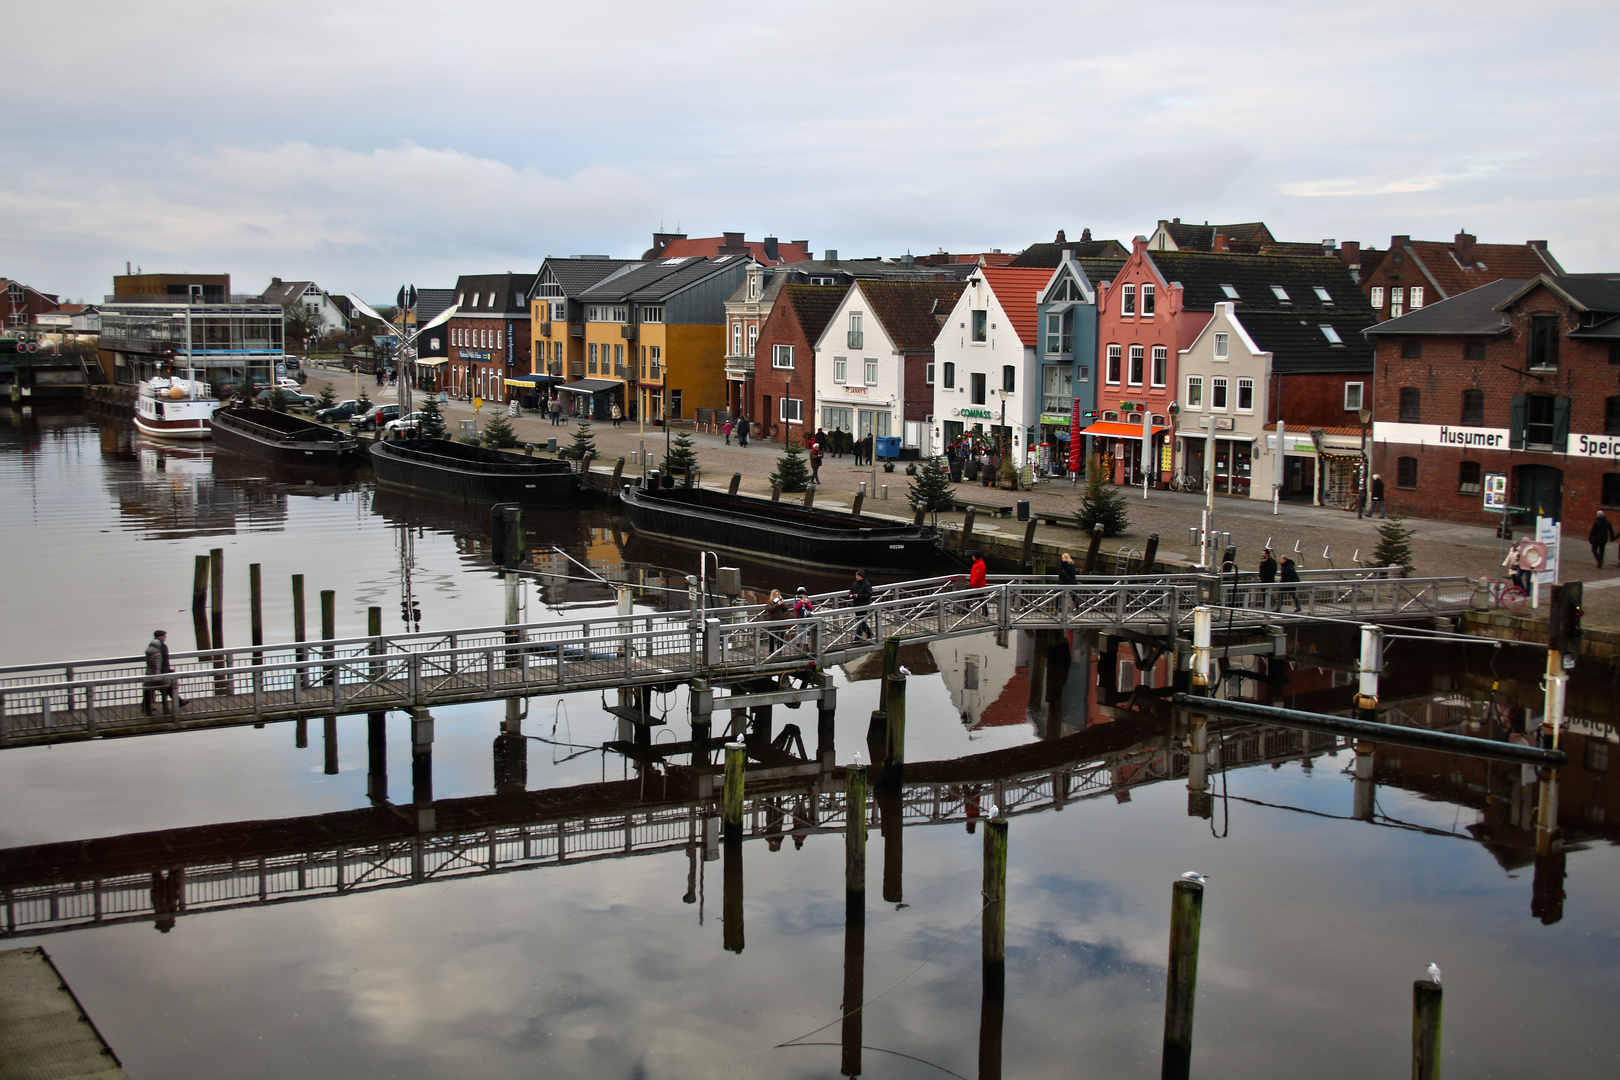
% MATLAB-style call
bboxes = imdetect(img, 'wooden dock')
[0,947,127,1078]
[0,571,1475,748]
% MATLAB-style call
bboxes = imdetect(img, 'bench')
[951,498,1014,518]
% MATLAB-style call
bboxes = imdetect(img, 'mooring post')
[292,573,307,675]
[852,491,865,517]
[1353,739,1376,821]
[1020,517,1037,572]
[802,486,815,508]
[841,815,868,1079]
[366,712,387,806]
[295,717,308,748]
[846,763,868,897]
[503,505,524,566]
[1538,628,1568,858]
[959,507,976,554]
[1083,522,1105,573]
[723,823,745,954]
[209,547,224,625]
[728,472,741,496]
[982,815,1008,996]
[880,673,907,794]
[320,589,336,687]
[814,675,837,769]
[410,708,435,832]
[1413,978,1443,1080]
[770,481,782,502]
[1142,531,1160,573]
[191,555,210,613]
[1355,624,1381,720]
[368,606,383,682]
[250,563,264,693]
[723,741,746,846]
[490,504,506,565]
[610,457,624,490]
[1162,876,1205,1080]
[1187,711,1212,819]
[493,723,527,795]
[323,715,339,775]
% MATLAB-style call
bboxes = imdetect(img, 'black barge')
[210,406,364,467]
[369,438,578,506]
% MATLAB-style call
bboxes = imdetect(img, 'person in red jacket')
[969,552,988,589]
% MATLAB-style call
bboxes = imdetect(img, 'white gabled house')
[1176,301,1275,500]
[928,267,1051,463]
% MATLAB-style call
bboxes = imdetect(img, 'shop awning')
[505,374,560,388]
[415,357,447,368]
[1078,421,1168,438]
[558,378,619,395]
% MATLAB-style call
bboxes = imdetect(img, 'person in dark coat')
[759,589,791,652]
[1057,551,1077,612]
[809,440,823,484]
[847,569,874,640]
[1279,556,1302,613]
[737,416,750,447]
[142,629,185,715]
[1258,548,1279,610]
[814,427,827,452]
[1590,510,1615,569]
[1370,473,1386,518]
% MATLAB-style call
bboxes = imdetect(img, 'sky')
[5,0,1618,304]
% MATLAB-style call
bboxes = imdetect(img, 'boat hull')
[211,407,364,467]
[619,484,936,569]
[369,438,578,506]
[132,415,212,440]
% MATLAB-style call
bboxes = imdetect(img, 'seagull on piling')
[1180,871,1208,885]
[899,665,912,677]
[986,802,1002,819]
[852,751,863,767]
[1427,963,1442,987]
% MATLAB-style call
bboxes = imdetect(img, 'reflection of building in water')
[931,630,1026,732]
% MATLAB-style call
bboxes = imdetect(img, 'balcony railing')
[647,363,661,381]
[1043,394,1076,413]
[569,362,585,378]
[847,331,863,349]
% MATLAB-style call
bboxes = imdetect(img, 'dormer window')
[1270,285,1290,302]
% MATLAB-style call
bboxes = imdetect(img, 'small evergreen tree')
[267,387,290,413]
[356,386,372,411]
[906,455,957,518]
[662,429,699,475]
[562,419,597,460]
[1371,515,1417,577]
[769,435,811,492]
[315,383,337,409]
[417,393,447,439]
[1075,465,1130,537]
[480,411,519,449]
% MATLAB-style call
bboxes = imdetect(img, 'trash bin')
[546,437,558,453]
[949,459,965,483]
[875,435,901,459]
[1016,499,1030,521]
[459,419,477,439]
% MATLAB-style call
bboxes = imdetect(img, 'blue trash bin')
[875,435,901,459]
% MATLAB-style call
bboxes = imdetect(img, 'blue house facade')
[1033,252,1105,476]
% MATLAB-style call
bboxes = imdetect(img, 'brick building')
[1368,275,1620,530]
[1,279,61,329]
[751,285,846,443]
[446,273,535,403]
[1354,233,1562,321]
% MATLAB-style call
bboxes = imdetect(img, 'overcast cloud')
[5,0,1617,302]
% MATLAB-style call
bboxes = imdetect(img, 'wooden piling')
[320,589,336,687]
[1413,980,1443,1080]
[728,472,741,496]
[1020,518,1038,571]
[982,816,1008,999]
[209,547,224,623]
[723,741,746,846]
[503,505,524,565]
[914,506,927,528]
[1083,523,1105,573]
[249,563,263,648]
[1162,877,1205,1080]
[1142,531,1160,573]
[295,717,308,748]
[802,486,815,508]
[879,789,903,905]
[323,715,339,775]
[191,555,210,612]
[723,830,745,954]
[490,504,506,565]
[770,482,782,502]
[960,507,976,553]
[610,456,624,489]
[880,674,906,793]
[292,574,307,670]
[368,606,383,681]
[845,764,867,896]
[367,713,387,805]
[851,491,865,517]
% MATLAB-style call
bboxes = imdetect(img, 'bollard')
[1162,877,1205,1080]
[770,482,782,502]
[982,816,1008,998]
[320,589,336,687]
[852,491,865,517]
[1142,531,1160,573]
[845,763,868,896]
[802,486,815,508]
[1020,518,1038,571]
[723,741,746,846]
[728,472,742,496]
[1413,979,1443,1080]
[1083,522,1105,573]
[914,507,927,528]
[881,483,888,500]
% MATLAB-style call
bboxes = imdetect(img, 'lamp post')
[1357,407,1371,518]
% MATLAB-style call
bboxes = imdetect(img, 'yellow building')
[528,257,635,402]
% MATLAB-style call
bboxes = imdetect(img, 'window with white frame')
[1410,287,1425,309]
[926,363,935,385]
[1344,382,1364,411]
[772,344,794,369]
[1320,324,1343,344]
[640,305,663,322]
[1220,284,1239,299]
[1270,285,1290,302]
[1045,312,1063,355]
[1371,287,1385,309]
[1237,377,1254,412]
[1214,331,1229,359]
[1211,376,1229,410]
[731,322,742,355]
[943,361,955,389]
[1106,345,1122,384]
[1141,284,1155,316]
[747,325,758,357]
[496,329,503,349]
[1151,346,1167,387]
[864,360,878,386]
[1002,365,1015,393]
[1078,365,1090,382]
[1186,375,1203,408]
[833,357,847,384]
[1128,345,1144,386]
[553,301,567,321]
[781,397,802,423]
[1121,283,1136,315]
[1390,288,1405,318]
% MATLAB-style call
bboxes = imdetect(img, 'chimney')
[762,236,779,261]
[824,249,838,263]
[793,240,809,254]
[1173,217,1181,225]
[903,252,915,268]
[1054,229,1067,243]
[1339,240,1361,267]
[1080,227,1092,242]
[1453,232,1477,265]
[1213,233,1228,253]
[650,232,685,257]
[722,232,745,254]
[1321,239,1336,256]
[1390,235,1410,251]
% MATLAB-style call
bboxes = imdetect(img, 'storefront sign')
[1570,433,1620,458]
[1039,412,1072,426]
[461,350,492,361]
[843,386,869,395]
[1195,415,1235,431]
[1374,421,1510,448]
[957,407,994,419]
[506,321,515,368]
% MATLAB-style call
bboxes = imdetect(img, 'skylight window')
[1313,286,1333,302]
[1319,324,1343,344]
[662,257,687,265]
[1270,285,1290,301]
[1220,284,1239,299]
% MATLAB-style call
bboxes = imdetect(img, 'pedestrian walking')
[833,428,846,458]
[142,629,185,715]
[847,568,874,640]
[814,427,827,453]
[738,417,750,448]
[968,551,989,616]
[1503,538,1532,593]
[549,395,560,425]
[1590,510,1615,569]
[791,586,816,647]
[724,418,733,445]
[1057,551,1077,612]
[610,403,622,428]
[1370,473,1386,518]
[809,440,822,484]
[1258,548,1278,609]
[1279,556,1302,613]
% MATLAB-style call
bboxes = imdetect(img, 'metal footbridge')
[0,571,1473,747]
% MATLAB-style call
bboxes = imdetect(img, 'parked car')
[384,411,435,436]
[276,376,303,392]
[315,399,362,424]
[350,404,400,431]
[256,387,317,408]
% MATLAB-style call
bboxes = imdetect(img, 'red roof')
[972,667,1031,730]
[650,235,812,265]
[978,266,1053,348]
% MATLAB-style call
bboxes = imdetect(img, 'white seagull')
[1427,963,1442,987]
[1180,871,1208,885]
[899,665,912,677]
[986,802,1002,819]
[852,751,863,767]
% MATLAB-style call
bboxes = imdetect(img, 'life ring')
[1520,542,1548,571]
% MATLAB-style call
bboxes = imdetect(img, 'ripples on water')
[2,411,1618,1079]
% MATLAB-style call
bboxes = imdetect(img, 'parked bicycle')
[1482,576,1528,612]
[1169,472,1202,493]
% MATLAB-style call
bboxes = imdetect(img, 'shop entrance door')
[1514,464,1563,524]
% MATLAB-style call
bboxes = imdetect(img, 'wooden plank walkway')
[0,947,127,1079]
[0,572,1475,748]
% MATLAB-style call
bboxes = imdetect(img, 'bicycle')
[1483,576,1528,612]
[1169,472,1202,494]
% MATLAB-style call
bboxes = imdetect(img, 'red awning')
[1078,421,1168,438]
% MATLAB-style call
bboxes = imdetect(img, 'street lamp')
[1357,406,1372,518]
[998,387,1010,475]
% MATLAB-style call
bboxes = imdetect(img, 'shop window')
[1461,389,1485,425]
[1397,456,1418,488]
[1401,340,1422,359]
[1528,315,1560,369]
[1458,461,1482,494]
[1399,387,1421,421]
